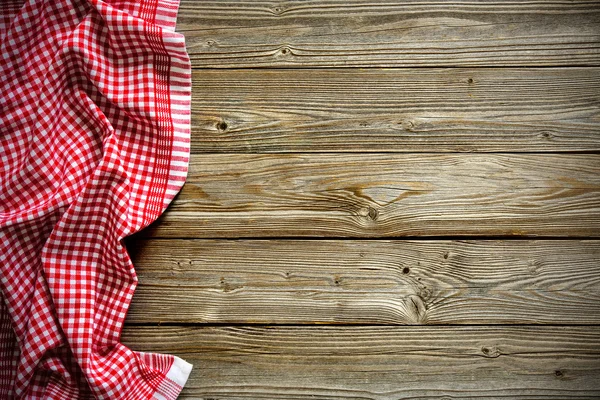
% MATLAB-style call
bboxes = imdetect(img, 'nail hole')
[443,252,449,260]
[467,78,474,84]
[281,48,289,55]
[402,267,410,274]
[555,370,564,377]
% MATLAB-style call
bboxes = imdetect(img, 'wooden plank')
[126,240,600,324]
[191,68,600,153]
[142,154,600,238]
[121,325,600,399]
[177,0,600,68]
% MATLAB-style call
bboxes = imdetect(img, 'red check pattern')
[0,0,192,398]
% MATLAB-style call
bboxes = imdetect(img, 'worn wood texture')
[192,68,600,153]
[125,239,600,324]
[177,0,600,68]
[142,154,600,238]
[121,325,600,399]
[123,2,600,398]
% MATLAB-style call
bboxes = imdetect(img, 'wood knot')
[220,277,241,293]
[358,206,378,221]
[555,370,564,378]
[217,120,228,131]
[527,259,541,275]
[280,47,291,55]
[481,345,501,358]
[418,286,432,301]
[368,207,378,220]
[404,294,427,323]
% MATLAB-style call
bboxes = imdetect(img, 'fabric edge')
[157,32,191,216]
[152,356,193,400]
[153,0,181,32]
[141,2,192,398]
[138,0,191,229]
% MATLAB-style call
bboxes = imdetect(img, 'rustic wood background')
[123,1,600,398]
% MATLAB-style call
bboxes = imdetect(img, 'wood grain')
[121,325,600,399]
[177,0,600,68]
[191,68,600,153]
[142,154,600,238]
[126,239,600,324]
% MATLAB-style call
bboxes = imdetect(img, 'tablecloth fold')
[0,0,192,398]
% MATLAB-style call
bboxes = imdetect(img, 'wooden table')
[123,1,600,398]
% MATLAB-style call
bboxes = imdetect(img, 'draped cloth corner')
[0,0,192,398]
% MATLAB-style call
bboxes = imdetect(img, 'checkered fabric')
[0,0,192,398]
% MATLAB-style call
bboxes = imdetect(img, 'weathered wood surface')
[124,2,600,398]
[121,325,600,399]
[126,239,600,324]
[177,0,600,68]
[143,154,600,238]
[192,68,600,153]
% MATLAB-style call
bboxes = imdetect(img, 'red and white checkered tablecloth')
[0,0,192,398]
